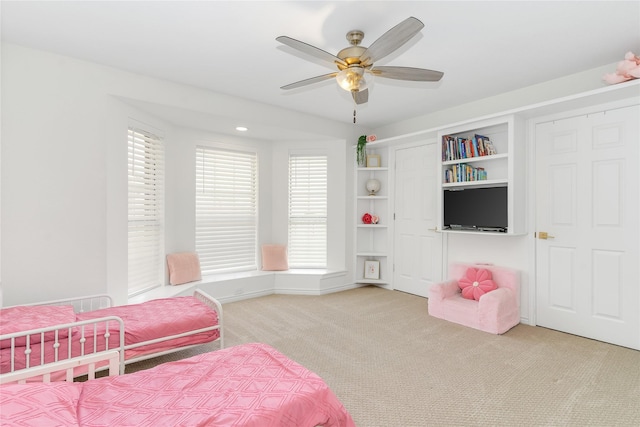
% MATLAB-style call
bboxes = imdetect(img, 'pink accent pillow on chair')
[261,245,288,271]
[458,267,497,301]
[166,252,202,285]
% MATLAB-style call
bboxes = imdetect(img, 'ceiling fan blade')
[281,72,338,90]
[276,36,347,68]
[359,17,424,65]
[352,88,369,105]
[370,66,444,82]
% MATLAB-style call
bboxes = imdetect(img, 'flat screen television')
[443,186,508,232]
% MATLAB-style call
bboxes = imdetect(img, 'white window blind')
[127,127,164,296]
[196,147,258,274]
[288,154,327,268]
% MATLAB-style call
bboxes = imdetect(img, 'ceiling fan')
[276,17,444,110]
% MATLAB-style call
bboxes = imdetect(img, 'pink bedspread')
[0,296,220,374]
[0,343,355,427]
[76,295,220,359]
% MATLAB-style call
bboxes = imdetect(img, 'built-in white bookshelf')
[437,114,526,235]
[354,147,391,286]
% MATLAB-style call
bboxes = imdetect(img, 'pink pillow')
[166,252,202,285]
[261,245,288,271]
[0,305,76,348]
[458,268,497,301]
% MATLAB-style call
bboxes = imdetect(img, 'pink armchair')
[428,263,520,334]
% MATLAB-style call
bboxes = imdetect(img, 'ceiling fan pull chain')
[353,108,357,124]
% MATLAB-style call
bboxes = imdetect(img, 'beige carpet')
[127,286,640,426]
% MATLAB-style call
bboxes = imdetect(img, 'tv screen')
[443,187,508,232]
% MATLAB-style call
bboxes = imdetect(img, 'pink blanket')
[0,343,355,427]
[1,296,220,374]
[76,295,220,359]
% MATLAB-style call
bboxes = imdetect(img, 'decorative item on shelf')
[364,260,380,280]
[366,154,381,168]
[365,178,381,195]
[603,51,640,84]
[361,212,380,224]
[356,135,377,167]
[357,135,367,167]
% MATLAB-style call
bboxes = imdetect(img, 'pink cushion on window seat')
[261,245,288,271]
[166,252,202,286]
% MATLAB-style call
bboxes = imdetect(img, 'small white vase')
[366,178,381,196]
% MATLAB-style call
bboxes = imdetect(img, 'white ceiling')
[2,1,639,139]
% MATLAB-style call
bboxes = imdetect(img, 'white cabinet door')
[393,142,442,297]
[535,104,639,350]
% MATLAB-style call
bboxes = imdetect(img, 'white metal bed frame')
[0,350,121,384]
[0,289,223,379]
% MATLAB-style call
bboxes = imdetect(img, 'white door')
[535,104,639,350]
[393,142,442,297]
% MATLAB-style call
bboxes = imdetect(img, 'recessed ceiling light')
[235,126,248,132]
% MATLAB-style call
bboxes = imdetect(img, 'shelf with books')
[442,133,498,161]
[443,163,487,183]
[437,114,526,235]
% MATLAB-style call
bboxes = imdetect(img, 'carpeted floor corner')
[126,286,640,426]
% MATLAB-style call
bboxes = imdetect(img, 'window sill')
[129,269,348,304]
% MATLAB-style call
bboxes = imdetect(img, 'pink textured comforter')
[76,295,220,359]
[0,343,355,427]
[0,296,220,374]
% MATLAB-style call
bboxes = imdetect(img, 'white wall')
[1,43,357,306]
[373,63,616,140]
[2,44,111,304]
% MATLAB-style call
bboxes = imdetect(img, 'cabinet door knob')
[537,231,555,240]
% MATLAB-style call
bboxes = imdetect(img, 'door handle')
[537,231,555,240]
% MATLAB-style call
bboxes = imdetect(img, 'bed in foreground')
[0,342,355,427]
[0,289,223,377]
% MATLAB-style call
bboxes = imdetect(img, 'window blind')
[288,154,327,268]
[127,127,164,296]
[196,147,258,274]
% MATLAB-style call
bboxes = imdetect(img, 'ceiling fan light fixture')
[277,17,442,113]
[336,67,367,92]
